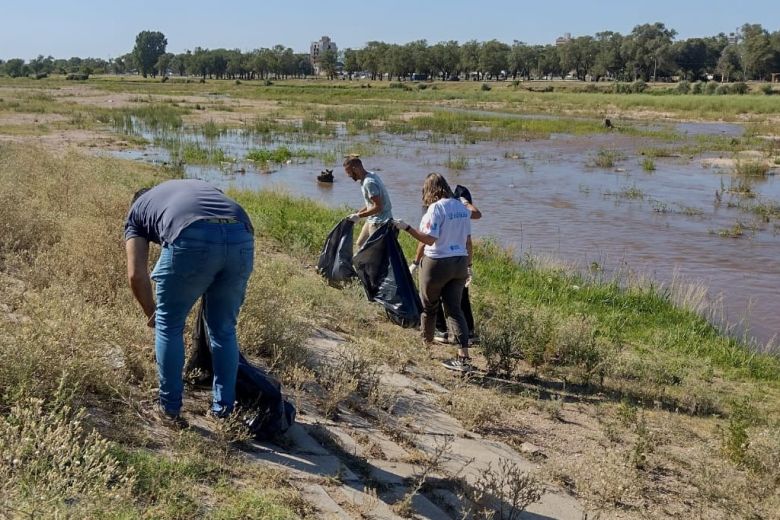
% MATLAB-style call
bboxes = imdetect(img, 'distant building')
[310,36,338,75]
[555,33,572,46]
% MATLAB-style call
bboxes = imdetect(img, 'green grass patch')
[246,146,314,164]
[231,190,780,381]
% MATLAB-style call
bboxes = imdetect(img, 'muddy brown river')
[113,120,780,348]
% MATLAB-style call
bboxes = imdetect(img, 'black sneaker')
[442,357,473,373]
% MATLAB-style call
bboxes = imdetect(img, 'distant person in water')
[343,156,393,248]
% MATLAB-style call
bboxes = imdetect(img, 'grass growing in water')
[246,146,314,164]
[590,149,623,168]
[445,154,469,170]
[641,157,656,171]
[735,159,770,177]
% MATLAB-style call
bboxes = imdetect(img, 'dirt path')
[246,328,583,519]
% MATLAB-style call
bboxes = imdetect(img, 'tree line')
[2,23,779,82]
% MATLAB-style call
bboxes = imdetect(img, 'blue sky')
[1,0,778,59]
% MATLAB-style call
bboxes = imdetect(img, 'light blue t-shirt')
[361,171,393,224]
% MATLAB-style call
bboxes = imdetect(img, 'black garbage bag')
[317,219,357,283]
[353,222,422,328]
[453,184,473,204]
[186,300,296,439]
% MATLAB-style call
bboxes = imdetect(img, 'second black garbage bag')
[353,222,423,328]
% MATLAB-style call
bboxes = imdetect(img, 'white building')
[310,36,338,75]
[555,33,572,46]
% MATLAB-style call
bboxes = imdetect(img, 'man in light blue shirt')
[343,156,393,248]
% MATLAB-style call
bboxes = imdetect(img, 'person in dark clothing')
[124,179,255,422]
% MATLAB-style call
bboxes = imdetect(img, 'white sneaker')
[442,357,473,372]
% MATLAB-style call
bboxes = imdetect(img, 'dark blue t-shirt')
[124,179,254,245]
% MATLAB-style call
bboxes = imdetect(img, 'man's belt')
[203,217,239,224]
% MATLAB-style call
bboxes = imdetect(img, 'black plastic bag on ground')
[353,222,422,328]
[186,300,295,439]
[317,219,357,283]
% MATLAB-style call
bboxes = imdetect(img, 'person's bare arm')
[413,242,425,263]
[357,195,383,218]
[463,200,482,220]
[466,235,473,266]
[125,238,156,321]
[403,225,436,246]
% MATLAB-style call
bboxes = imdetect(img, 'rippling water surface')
[111,119,780,346]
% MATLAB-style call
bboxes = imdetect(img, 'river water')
[112,119,780,348]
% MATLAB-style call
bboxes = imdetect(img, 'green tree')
[740,24,773,80]
[155,52,174,77]
[28,55,54,75]
[480,39,510,79]
[132,30,167,78]
[343,48,359,78]
[170,52,190,76]
[592,31,625,80]
[536,45,562,78]
[508,42,536,80]
[673,38,711,80]
[558,36,596,80]
[717,44,742,82]
[320,49,338,79]
[461,40,481,79]
[4,58,26,78]
[430,40,461,80]
[623,22,677,81]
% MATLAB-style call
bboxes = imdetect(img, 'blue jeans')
[151,220,254,415]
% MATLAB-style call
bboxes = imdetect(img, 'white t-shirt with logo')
[419,198,471,259]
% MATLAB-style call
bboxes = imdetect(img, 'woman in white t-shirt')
[394,173,473,372]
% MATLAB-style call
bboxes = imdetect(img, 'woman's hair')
[421,173,454,205]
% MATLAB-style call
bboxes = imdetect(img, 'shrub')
[389,81,405,89]
[416,82,428,90]
[549,315,612,385]
[613,82,631,94]
[705,81,718,95]
[480,305,556,376]
[0,393,135,516]
[160,75,168,83]
[630,79,647,93]
[715,84,730,95]
[730,81,748,95]
[481,82,492,91]
[675,80,691,94]
[465,458,543,520]
[66,73,89,81]
[691,81,704,94]
[760,83,775,95]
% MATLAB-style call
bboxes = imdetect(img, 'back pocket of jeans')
[171,246,209,278]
